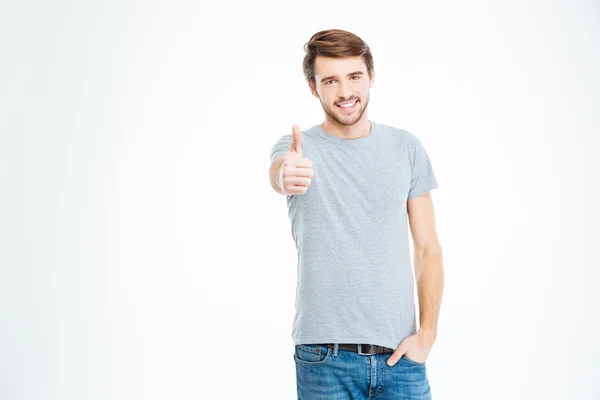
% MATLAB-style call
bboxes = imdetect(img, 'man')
[269,29,443,400]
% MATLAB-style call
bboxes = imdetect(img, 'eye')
[325,80,334,85]
[350,75,360,80]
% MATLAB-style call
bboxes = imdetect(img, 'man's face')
[310,55,374,126]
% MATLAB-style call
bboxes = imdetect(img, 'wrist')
[419,327,437,344]
[278,163,287,194]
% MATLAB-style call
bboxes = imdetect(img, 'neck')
[321,114,372,139]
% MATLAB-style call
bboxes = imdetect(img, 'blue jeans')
[294,343,432,399]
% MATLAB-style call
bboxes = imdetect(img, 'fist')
[279,124,314,195]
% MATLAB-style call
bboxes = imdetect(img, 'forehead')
[313,55,367,78]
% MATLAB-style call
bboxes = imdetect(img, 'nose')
[337,80,354,101]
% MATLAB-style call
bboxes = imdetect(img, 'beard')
[320,91,370,127]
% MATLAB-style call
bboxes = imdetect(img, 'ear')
[308,81,319,98]
[369,71,375,88]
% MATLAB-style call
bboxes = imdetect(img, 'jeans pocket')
[402,354,426,366]
[294,344,332,365]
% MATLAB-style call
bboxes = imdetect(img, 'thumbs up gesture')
[279,124,314,195]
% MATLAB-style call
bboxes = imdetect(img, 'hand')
[386,329,436,367]
[279,124,314,195]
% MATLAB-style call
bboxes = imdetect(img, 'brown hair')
[302,29,374,88]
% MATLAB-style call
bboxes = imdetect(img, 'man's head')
[302,29,375,127]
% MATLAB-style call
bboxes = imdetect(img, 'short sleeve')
[406,132,439,200]
[269,133,306,163]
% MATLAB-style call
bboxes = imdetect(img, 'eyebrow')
[320,71,365,83]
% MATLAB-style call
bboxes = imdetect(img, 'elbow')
[415,242,442,260]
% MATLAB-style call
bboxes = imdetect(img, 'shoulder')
[374,122,419,148]
[270,125,317,159]
[274,125,319,142]
[300,126,319,142]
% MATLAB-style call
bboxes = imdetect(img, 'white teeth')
[339,100,357,108]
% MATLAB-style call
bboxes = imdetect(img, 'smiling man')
[269,29,444,400]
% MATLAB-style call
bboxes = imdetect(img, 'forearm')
[269,156,285,194]
[415,247,444,342]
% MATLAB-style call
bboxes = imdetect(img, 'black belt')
[317,343,394,355]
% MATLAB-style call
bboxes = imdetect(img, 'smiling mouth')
[336,100,359,111]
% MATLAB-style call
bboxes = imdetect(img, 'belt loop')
[333,343,339,357]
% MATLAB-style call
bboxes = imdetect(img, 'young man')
[269,29,443,399]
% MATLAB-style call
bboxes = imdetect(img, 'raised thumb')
[290,124,302,155]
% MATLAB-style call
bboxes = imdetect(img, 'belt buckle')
[357,343,377,355]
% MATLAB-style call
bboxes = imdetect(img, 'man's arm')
[269,125,314,196]
[407,190,444,346]
[269,156,285,194]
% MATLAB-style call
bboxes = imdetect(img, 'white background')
[1,0,599,399]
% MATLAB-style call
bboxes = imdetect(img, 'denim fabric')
[294,343,432,400]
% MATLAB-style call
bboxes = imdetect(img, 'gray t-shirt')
[269,121,439,350]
